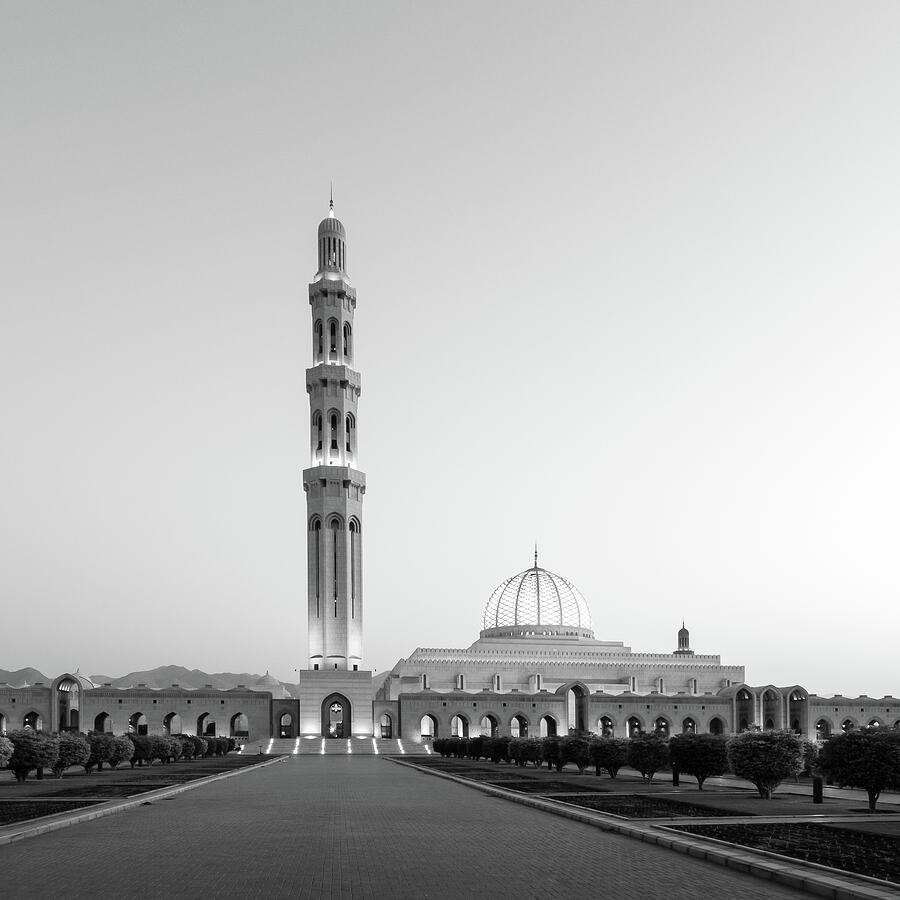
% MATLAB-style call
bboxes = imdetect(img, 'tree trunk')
[868,790,879,812]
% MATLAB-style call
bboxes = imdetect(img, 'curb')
[0,755,289,847]
[391,760,900,900]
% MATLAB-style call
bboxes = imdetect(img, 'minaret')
[303,200,365,671]
[674,622,694,656]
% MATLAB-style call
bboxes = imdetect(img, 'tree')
[0,735,13,769]
[817,728,900,812]
[727,730,802,799]
[108,735,134,769]
[668,733,729,790]
[627,733,670,784]
[128,734,153,767]
[542,736,563,772]
[7,730,59,782]
[559,736,590,774]
[588,737,628,779]
[84,732,116,774]
[52,732,91,778]
[178,735,196,760]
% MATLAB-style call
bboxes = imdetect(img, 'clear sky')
[2,2,898,697]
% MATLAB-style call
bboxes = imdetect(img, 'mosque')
[2,205,897,750]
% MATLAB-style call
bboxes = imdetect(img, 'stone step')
[239,737,432,756]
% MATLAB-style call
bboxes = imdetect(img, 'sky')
[1,2,899,697]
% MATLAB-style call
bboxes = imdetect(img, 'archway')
[761,689,781,730]
[230,713,249,739]
[653,717,670,738]
[788,690,806,734]
[562,683,589,733]
[322,694,351,739]
[23,711,41,730]
[867,718,883,728]
[479,714,498,738]
[450,714,469,738]
[129,712,147,735]
[540,715,557,738]
[0,712,6,734]
[682,717,696,734]
[93,712,111,733]
[708,717,724,736]
[815,718,832,740]
[841,719,856,734]
[379,713,392,739]
[598,716,614,737]
[163,712,182,735]
[420,714,437,741]
[56,676,81,731]
[197,713,216,737]
[279,713,294,738]
[510,714,528,738]
[626,716,643,738]
[736,689,754,731]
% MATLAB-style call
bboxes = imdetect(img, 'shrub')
[467,736,485,760]
[486,736,510,764]
[0,735,13,769]
[108,735,134,769]
[627,733,670,784]
[542,736,564,772]
[799,739,818,777]
[51,732,91,778]
[128,734,154,767]
[178,736,196,760]
[727,730,802,799]
[817,728,900,812]
[84,732,116,774]
[7,730,60,782]
[588,737,628,779]
[152,736,182,764]
[507,738,526,766]
[559,736,590,774]
[668,733,729,790]
[179,735,207,759]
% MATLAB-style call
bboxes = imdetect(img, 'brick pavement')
[0,756,803,899]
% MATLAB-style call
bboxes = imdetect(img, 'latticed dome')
[481,563,594,640]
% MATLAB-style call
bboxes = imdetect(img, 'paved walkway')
[0,757,803,899]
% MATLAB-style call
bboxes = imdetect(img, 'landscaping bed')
[670,822,900,885]
[554,794,745,818]
[0,800,104,826]
[36,784,165,799]
[489,779,608,794]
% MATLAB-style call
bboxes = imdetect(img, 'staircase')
[240,737,432,757]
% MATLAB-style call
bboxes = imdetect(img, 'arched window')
[841,719,855,733]
[420,714,437,740]
[349,518,359,618]
[654,717,670,738]
[455,674,465,690]
[628,676,637,692]
[310,517,322,617]
[709,717,724,736]
[329,321,337,359]
[510,714,528,738]
[314,320,323,359]
[345,413,355,456]
[626,716,642,738]
[682,717,696,734]
[421,673,430,690]
[815,718,831,740]
[599,716,614,736]
[656,677,665,694]
[279,713,293,738]
[23,711,41,730]
[540,715,557,737]
[330,518,341,617]
[493,674,502,692]
[330,413,339,453]
[343,322,352,359]
[689,678,698,694]
[479,714,499,738]
[451,714,469,738]
[379,713,392,739]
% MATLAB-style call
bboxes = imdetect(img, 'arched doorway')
[540,715,557,737]
[682,717,696,734]
[420,714,437,741]
[197,713,216,737]
[279,713,294,738]
[479,714,498,738]
[450,714,469,737]
[23,711,41,730]
[129,712,147,735]
[379,713,392,739]
[510,714,528,738]
[94,712,111,733]
[736,689,754,731]
[56,677,81,731]
[815,718,832,740]
[563,684,589,732]
[598,716,614,736]
[653,717,670,737]
[230,713,249,739]
[163,713,182,735]
[709,717,724,736]
[322,694,351,739]
[626,716,642,737]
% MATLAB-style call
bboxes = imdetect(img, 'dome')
[481,563,594,640]
[318,213,346,238]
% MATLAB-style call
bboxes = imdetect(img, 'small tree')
[542,736,563,772]
[84,732,116,774]
[728,730,802,799]
[108,735,134,769]
[559,736,591,774]
[627,733,669,784]
[52,732,91,778]
[486,736,510,764]
[178,735,196,760]
[128,734,153,767]
[668,733,729,791]
[7,730,60,782]
[817,728,900,812]
[588,736,628,779]
[0,735,13,769]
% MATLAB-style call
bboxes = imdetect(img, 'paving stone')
[0,757,805,899]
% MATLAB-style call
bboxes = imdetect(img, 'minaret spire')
[534,544,538,569]
[329,182,334,216]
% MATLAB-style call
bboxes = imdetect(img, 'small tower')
[303,200,365,672]
[674,622,694,656]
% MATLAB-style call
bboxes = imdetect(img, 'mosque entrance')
[321,693,351,738]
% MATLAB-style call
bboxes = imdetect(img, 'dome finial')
[534,543,538,569]
[329,182,334,217]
